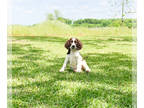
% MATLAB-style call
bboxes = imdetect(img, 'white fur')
[59,38,91,72]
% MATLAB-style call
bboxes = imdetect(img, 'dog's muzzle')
[71,45,75,49]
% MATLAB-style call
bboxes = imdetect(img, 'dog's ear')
[65,38,71,49]
[76,38,82,50]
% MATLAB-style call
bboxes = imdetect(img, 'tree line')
[47,15,136,28]
[72,18,136,28]
[46,9,136,29]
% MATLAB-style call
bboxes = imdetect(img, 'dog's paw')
[59,68,64,72]
[75,69,82,72]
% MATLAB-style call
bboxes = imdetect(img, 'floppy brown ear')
[65,38,71,49]
[76,38,82,50]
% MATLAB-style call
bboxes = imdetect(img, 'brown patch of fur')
[76,38,82,50]
[82,65,85,71]
[65,38,72,49]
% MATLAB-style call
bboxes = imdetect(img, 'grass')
[8,22,136,108]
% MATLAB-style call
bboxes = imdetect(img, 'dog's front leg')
[75,57,82,72]
[59,55,69,72]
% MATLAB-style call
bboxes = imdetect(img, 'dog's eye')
[74,41,76,43]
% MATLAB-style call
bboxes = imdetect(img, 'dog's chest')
[69,54,77,68]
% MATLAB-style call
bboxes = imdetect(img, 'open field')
[8,20,134,37]
[8,25,136,108]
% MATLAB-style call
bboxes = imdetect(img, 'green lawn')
[8,34,136,108]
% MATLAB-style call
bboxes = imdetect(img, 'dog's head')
[65,37,82,51]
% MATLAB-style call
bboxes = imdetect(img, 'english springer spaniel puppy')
[59,37,91,72]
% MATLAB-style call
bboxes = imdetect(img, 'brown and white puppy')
[59,37,91,72]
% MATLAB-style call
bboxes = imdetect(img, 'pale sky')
[8,0,136,25]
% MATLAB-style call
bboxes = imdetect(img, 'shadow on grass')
[13,36,67,43]
[12,43,47,55]
[13,35,133,42]
[12,35,134,50]
[9,36,134,108]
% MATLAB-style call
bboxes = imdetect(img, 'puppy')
[59,37,91,72]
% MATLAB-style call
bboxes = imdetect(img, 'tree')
[54,10,62,20]
[57,17,72,24]
[109,0,136,24]
[121,0,125,23]
[47,13,54,20]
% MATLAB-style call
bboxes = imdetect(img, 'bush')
[73,18,135,28]
[57,17,72,25]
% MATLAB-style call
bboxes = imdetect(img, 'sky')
[8,0,136,25]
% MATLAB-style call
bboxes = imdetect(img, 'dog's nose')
[72,45,75,48]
